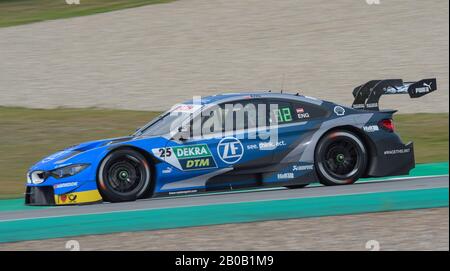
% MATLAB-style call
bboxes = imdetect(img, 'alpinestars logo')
[217,137,244,164]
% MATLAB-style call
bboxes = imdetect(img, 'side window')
[201,100,267,135]
[227,101,259,131]
[200,105,224,136]
[268,100,329,126]
[291,101,329,121]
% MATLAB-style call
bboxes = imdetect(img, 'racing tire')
[315,130,367,186]
[97,149,152,203]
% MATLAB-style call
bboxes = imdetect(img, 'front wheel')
[97,149,152,202]
[315,130,367,186]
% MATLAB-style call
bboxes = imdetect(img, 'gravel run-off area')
[0,0,448,113]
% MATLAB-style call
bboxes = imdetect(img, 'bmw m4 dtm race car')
[25,78,437,205]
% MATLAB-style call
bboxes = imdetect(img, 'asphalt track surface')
[1,176,447,222]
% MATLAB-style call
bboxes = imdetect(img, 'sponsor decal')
[246,141,287,151]
[415,82,432,94]
[68,194,78,202]
[54,182,79,189]
[423,82,433,89]
[293,165,314,171]
[415,87,429,94]
[217,137,244,164]
[296,107,310,119]
[173,145,210,159]
[352,104,365,109]
[168,189,198,195]
[277,173,294,180]
[384,148,411,155]
[55,190,102,205]
[172,104,201,113]
[180,157,215,170]
[259,140,286,150]
[363,125,379,132]
[162,167,173,174]
[334,106,345,116]
[297,112,310,119]
[246,144,258,150]
[58,193,77,203]
[366,103,379,108]
[154,144,217,171]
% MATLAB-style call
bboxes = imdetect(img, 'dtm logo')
[217,137,244,164]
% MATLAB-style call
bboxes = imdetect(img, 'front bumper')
[25,186,102,206]
[25,186,55,205]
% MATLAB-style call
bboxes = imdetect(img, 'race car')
[25,78,437,205]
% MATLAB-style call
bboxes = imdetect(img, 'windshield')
[135,104,199,137]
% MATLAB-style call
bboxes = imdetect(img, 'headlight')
[50,164,89,179]
[29,171,46,184]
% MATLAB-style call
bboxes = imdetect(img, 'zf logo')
[217,137,244,164]
[66,0,80,5]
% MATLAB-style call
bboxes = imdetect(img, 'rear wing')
[352,78,437,110]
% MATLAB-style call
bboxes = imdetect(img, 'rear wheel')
[97,149,151,202]
[315,130,367,186]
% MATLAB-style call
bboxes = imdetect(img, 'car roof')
[182,91,324,106]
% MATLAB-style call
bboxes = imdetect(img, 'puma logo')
[423,82,432,90]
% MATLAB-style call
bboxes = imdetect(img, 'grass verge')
[0,107,447,199]
[0,0,175,28]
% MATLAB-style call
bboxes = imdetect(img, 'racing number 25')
[158,148,172,158]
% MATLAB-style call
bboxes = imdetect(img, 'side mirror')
[177,126,190,141]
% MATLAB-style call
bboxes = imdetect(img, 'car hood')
[30,136,135,171]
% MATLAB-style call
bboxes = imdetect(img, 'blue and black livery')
[25,78,437,205]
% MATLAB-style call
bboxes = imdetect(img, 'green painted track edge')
[0,187,448,243]
[0,162,448,213]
